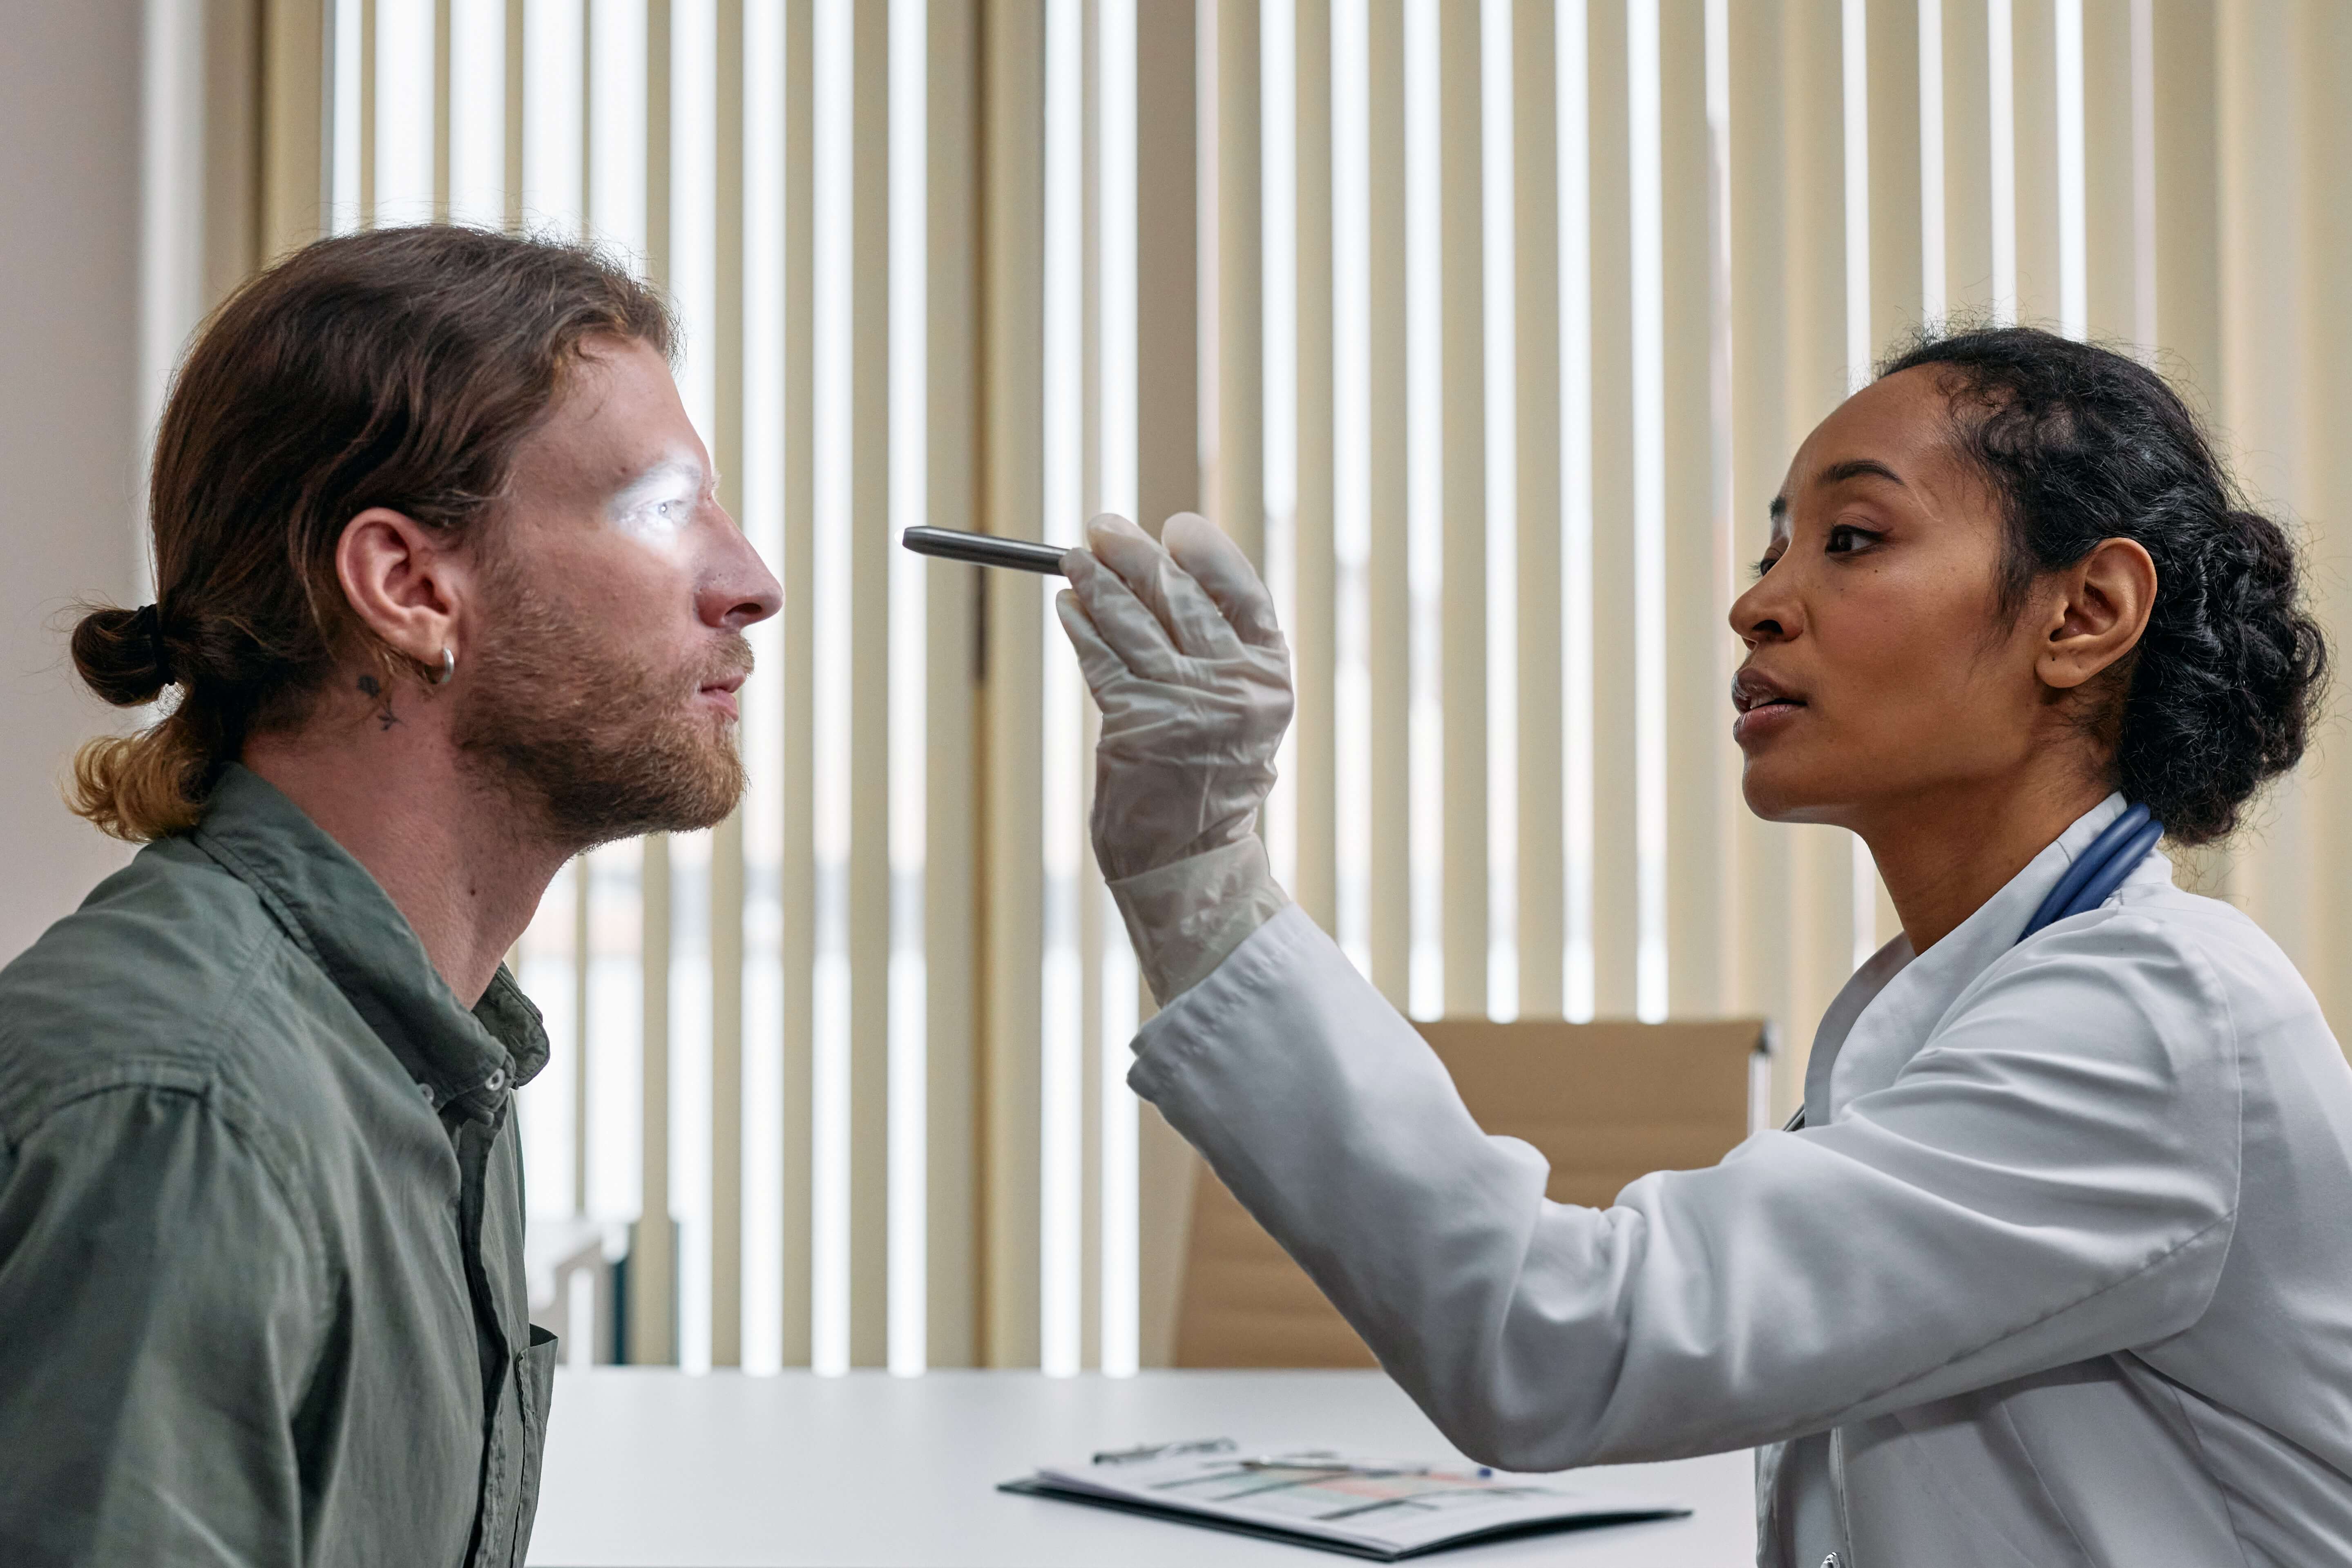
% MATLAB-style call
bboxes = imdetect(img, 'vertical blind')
[305,0,2352,1371]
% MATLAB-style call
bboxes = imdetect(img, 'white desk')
[529,1369,1752,1567]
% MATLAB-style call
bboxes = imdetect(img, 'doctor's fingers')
[1084,514,1249,663]
[1161,511,1284,652]
[1055,590,1148,698]
[1062,551,1191,683]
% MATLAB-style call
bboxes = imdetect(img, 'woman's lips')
[1731,697,1803,745]
[1730,668,1805,746]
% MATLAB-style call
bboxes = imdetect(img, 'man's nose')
[698,510,783,630]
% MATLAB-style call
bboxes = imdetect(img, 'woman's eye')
[1751,552,1780,579]
[1825,524,1876,554]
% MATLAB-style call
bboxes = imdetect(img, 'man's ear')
[2038,536,2157,691]
[336,508,468,679]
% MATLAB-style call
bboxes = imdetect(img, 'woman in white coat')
[1056,328,2352,1567]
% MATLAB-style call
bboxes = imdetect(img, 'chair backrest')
[1173,1017,1768,1368]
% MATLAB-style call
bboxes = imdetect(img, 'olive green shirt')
[0,764,554,1567]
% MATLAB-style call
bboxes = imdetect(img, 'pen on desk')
[1236,1457,1497,1479]
[1090,1437,1237,1465]
[902,525,1070,576]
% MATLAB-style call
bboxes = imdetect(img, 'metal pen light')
[900,526,1071,576]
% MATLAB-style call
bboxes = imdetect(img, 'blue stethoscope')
[1785,802,2164,1133]
[2015,801,2165,943]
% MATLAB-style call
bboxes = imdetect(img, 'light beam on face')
[603,451,710,554]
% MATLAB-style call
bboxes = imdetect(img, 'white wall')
[0,0,146,960]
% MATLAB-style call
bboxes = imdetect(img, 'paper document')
[1000,1438,1687,1560]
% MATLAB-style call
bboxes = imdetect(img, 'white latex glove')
[1056,512,1295,1003]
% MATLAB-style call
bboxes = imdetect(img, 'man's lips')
[697,671,748,720]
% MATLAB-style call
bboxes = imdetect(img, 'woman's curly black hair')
[1878,327,2327,846]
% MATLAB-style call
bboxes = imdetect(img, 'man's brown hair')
[69,225,675,841]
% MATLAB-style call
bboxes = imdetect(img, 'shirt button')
[418,1082,438,1107]
[485,1068,507,1092]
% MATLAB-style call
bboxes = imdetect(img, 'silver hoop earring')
[432,647,456,685]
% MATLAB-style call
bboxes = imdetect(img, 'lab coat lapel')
[1801,935,1912,1125]
[1805,795,2133,1123]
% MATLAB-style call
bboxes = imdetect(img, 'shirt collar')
[189,764,550,1122]
[1802,793,2156,1121]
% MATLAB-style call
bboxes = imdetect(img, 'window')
[267,0,2285,1374]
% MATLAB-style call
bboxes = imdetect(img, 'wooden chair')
[1171,1018,1769,1368]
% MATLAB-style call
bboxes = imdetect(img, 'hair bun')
[71,603,175,707]
[1879,326,2329,845]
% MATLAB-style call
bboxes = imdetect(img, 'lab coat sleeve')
[1128,903,2241,1470]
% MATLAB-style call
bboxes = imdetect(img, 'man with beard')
[0,226,779,1568]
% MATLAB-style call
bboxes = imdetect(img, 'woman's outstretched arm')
[1130,901,2238,1471]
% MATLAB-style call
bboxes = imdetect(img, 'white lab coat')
[1128,797,2352,1566]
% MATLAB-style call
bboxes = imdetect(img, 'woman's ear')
[2039,536,2157,691]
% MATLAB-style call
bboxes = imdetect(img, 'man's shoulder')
[0,838,299,1139]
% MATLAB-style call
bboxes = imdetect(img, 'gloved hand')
[1057,512,1295,1003]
